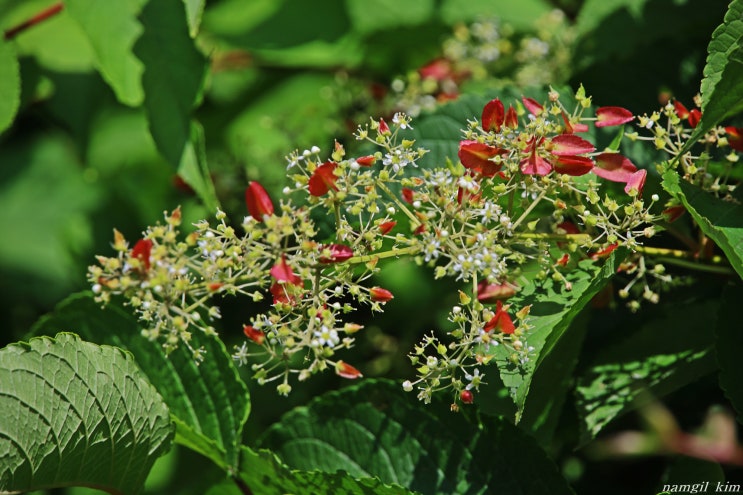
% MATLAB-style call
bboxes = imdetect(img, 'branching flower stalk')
[89,88,661,405]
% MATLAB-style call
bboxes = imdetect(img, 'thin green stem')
[376,180,421,228]
[346,246,421,265]
[511,189,547,230]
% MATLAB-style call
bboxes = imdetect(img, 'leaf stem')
[4,2,63,40]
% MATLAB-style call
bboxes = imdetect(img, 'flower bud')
[243,325,265,345]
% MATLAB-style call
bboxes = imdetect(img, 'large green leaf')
[65,0,146,106]
[662,171,743,280]
[0,40,20,134]
[494,253,624,424]
[133,0,214,209]
[698,0,743,127]
[438,0,551,29]
[0,333,173,494]
[345,0,435,34]
[259,380,573,495]
[575,299,718,442]
[715,283,743,425]
[31,293,250,470]
[207,446,415,495]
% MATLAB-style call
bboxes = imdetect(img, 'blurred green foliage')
[1,0,742,493]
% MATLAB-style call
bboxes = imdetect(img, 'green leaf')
[259,379,573,495]
[438,0,552,30]
[575,299,718,441]
[31,293,250,470]
[182,0,205,37]
[226,73,341,187]
[0,40,20,134]
[698,0,743,126]
[345,0,435,34]
[0,133,102,305]
[516,312,589,446]
[662,170,743,280]
[715,283,743,424]
[65,0,146,106]
[495,253,624,423]
[0,333,173,494]
[134,0,213,208]
[206,446,415,495]
[176,121,220,212]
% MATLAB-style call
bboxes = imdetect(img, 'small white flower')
[232,342,249,366]
[464,368,484,390]
[392,112,413,130]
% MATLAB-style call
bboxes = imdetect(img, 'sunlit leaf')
[494,253,624,424]
[662,171,743,280]
[260,379,573,495]
[205,446,414,495]
[575,299,717,441]
[65,0,146,106]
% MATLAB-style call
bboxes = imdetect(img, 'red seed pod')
[131,239,153,273]
[482,98,505,132]
[319,244,354,264]
[379,221,397,235]
[245,181,275,221]
[369,286,394,303]
[308,161,339,197]
[243,325,265,345]
[460,390,474,404]
[595,106,634,127]
[336,361,363,379]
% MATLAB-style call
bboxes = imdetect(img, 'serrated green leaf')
[65,0,145,106]
[31,293,249,470]
[182,0,205,37]
[208,446,416,495]
[259,380,573,495]
[0,333,173,494]
[662,171,743,280]
[0,40,20,134]
[681,0,743,152]
[699,0,743,114]
[494,253,624,424]
[575,299,717,442]
[715,284,743,424]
